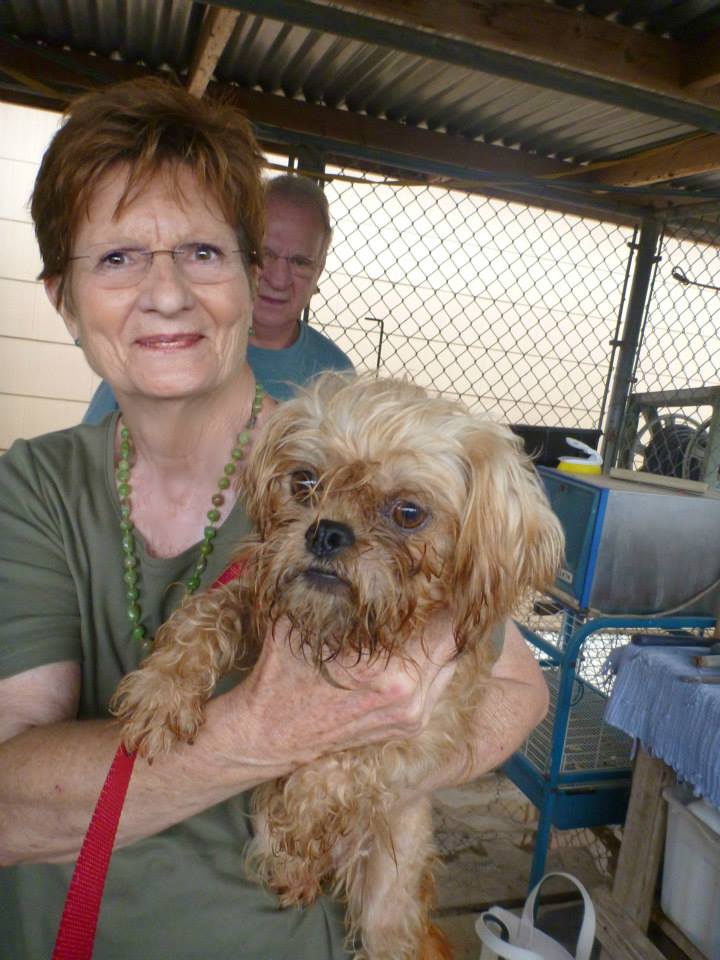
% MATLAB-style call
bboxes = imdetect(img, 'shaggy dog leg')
[111,585,249,758]
[346,798,451,960]
[250,752,450,959]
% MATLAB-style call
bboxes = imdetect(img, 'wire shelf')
[520,668,634,776]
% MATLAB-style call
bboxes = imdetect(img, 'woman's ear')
[44,276,63,311]
[44,277,77,340]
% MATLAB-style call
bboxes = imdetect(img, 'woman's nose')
[137,252,194,313]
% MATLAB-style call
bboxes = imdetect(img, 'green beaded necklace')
[116,382,265,645]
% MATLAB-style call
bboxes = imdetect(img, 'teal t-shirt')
[0,417,349,959]
[83,323,354,423]
[248,322,353,402]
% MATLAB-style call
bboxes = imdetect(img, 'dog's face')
[243,373,563,664]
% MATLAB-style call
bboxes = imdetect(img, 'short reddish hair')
[31,77,265,305]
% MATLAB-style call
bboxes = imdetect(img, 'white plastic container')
[661,784,720,959]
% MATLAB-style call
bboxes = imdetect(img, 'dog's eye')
[290,469,319,503]
[390,500,427,529]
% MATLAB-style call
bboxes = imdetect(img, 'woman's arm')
[403,619,549,796]
[0,618,541,866]
[469,619,549,773]
[0,622,459,866]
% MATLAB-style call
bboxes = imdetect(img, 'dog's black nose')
[305,519,355,558]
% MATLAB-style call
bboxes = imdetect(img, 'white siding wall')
[0,102,100,452]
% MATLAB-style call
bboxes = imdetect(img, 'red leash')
[51,561,245,960]
[51,746,136,960]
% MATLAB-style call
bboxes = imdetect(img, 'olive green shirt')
[0,416,348,959]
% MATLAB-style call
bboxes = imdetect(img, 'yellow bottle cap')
[556,461,601,475]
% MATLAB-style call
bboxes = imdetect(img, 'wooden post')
[595,747,676,959]
[612,748,675,927]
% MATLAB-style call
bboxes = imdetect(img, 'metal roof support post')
[601,217,662,471]
[288,143,326,181]
[288,146,326,327]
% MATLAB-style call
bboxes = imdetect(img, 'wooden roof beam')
[213,83,649,223]
[187,5,240,98]
[212,82,569,180]
[0,34,152,103]
[555,133,720,187]
[680,32,720,92]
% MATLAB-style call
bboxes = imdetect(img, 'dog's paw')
[274,878,323,909]
[110,670,205,760]
[245,836,326,907]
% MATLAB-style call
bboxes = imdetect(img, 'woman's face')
[50,165,254,404]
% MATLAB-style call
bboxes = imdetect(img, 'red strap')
[51,561,245,960]
[212,559,245,587]
[51,746,136,960]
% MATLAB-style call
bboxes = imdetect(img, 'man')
[83,174,353,422]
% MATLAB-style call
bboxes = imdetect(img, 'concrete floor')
[430,772,615,959]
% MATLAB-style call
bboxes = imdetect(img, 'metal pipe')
[363,317,385,371]
[596,224,638,433]
[291,146,326,329]
[601,218,661,470]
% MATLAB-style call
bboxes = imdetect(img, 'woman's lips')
[134,334,204,349]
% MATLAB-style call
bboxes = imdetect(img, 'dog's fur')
[111,373,564,960]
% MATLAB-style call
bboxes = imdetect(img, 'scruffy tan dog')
[112,372,563,960]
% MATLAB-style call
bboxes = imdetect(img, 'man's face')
[253,197,327,338]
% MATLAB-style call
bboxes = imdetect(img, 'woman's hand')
[212,614,459,770]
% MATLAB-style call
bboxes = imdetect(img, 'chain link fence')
[636,211,720,395]
[274,158,720,480]
[618,209,720,485]
[306,165,637,433]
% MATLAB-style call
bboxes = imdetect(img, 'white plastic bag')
[475,872,596,960]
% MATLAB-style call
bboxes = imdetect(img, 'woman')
[0,79,548,959]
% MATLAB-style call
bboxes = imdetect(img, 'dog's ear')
[450,421,564,647]
[242,401,302,536]
[243,373,353,537]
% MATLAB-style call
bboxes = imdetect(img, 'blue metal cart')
[503,467,719,889]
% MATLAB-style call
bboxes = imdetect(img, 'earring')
[74,337,81,347]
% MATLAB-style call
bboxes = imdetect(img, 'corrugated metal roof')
[215,19,689,162]
[2,0,200,66]
[2,0,720,198]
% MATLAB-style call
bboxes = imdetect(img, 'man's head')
[252,175,332,347]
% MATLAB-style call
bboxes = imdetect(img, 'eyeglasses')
[261,247,319,279]
[68,242,246,289]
